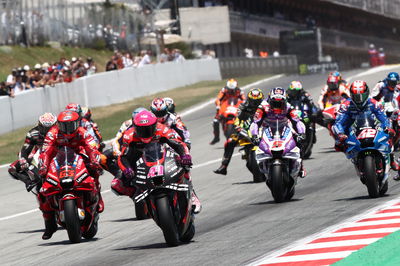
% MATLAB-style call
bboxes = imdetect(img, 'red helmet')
[350,80,369,108]
[133,110,157,143]
[57,111,80,138]
[65,103,82,117]
[327,75,340,91]
[150,98,168,121]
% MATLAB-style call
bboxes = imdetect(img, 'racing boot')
[209,119,220,145]
[191,190,202,214]
[299,162,307,178]
[390,153,400,171]
[214,158,229,175]
[42,212,57,240]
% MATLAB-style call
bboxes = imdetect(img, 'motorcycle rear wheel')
[249,151,264,183]
[363,155,379,198]
[156,195,180,246]
[303,129,314,159]
[64,199,82,243]
[271,164,287,203]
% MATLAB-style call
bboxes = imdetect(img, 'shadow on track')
[38,237,99,246]
[18,226,64,234]
[333,194,390,201]
[232,181,254,185]
[249,198,303,205]
[108,217,139,223]
[115,241,194,251]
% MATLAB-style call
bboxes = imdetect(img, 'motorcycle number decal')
[272,140,284,149]
[148,165,164,178]
[226,106,238,114]
[358,129,377,139]
[60,169,75,178]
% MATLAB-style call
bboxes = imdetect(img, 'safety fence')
[219,55,298,79]
[0,59,221,134]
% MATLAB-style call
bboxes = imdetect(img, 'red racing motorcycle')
[40,147,101,243]
[133,142,195,246]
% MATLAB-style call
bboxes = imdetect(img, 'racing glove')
[296,133,306,143]
[337,133,348,143]
[384,127,396,137]
[19,158,29,171]
[179,154,193,167]
[123,168,135,180]
[251,135,260,146]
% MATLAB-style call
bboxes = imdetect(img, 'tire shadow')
[232,181,255,185]
[334,194,390,201]
[108,217,139,222]
[38,237,99,246]
[249,198,303,205]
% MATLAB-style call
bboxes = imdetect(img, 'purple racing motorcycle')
[255,119,302,203]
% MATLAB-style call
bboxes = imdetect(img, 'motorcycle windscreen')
[143,142,164,163]
[269,119,290,139]
[353,113,377,134]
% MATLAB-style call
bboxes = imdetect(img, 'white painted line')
[266,251,354,263]
[193,153,240,169]
[0,209,38,222]
[339,219,400,227]
[285,238,380,251]
[347,64,400,82]
[363,212,400,218]
[328,227,398,237]
[247,196,400,266]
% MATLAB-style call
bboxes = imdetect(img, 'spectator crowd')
[0,56,97,97]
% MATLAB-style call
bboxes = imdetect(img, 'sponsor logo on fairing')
[46,177,58,186]
[76,172,88,183]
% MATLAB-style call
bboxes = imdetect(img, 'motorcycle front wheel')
[64,199,82,243]
[363,155,379,198]
[155,195,179,246]
[271,164,287,203]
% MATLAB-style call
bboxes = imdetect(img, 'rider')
[81,106,104,149]
[110,107,146,196]
[117,110,202,214]
[65,103,104,150]
[150,98,191,149]
[164,97,176,114]
[317,72,350,113]
[210,78,245,145]
[251,87,307,178]
[372,72,400,113]
[214,88,264,175]
[8,113,57,191]
[38,110,104,240]
[333,80,399,171]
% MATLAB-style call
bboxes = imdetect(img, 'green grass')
[0,46,113,81]
[0,74,268,165]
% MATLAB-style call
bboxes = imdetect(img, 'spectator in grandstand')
[122,52,134,68]
[160,48,171,63]
[6,68,17,88]
[172,49,185,62]
[106,55,118,71]
[0,81,14,97]
[138,50,152,67]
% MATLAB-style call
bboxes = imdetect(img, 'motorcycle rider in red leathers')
[81,106,104,150]
[8,113,57,190]
[251,87,307,178]
[38,111,104,240]
[318,72,350,110]
[150,98,192,149]
[116,110,202,213]
[210,79,245,145]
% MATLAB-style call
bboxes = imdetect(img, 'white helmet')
[38,113,57,134]
[226,78,238,90]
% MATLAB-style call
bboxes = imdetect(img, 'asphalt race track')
[1,66,400,265]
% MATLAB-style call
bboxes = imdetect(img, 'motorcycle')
[322,101,342,137]
[255,119,301,203]
[291,100,316,159]
[133,142,195,246]
[40,147,101,243]
[344,114,391,198]
[219,98,242,139]
[238,129,265,183]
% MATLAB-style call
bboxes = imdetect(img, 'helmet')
[133,110,157,143]
[164,97,175,113]
[287,81,303,99]
[331,71,342,81]
[327,75,340,91]
[150,98,168,121]
[57,111,80,138]
[65,103,82,117]
[350,80,369,108]
[81,106,92,120]
[226,78,238,90]
[247,88,264,108]
[38,113,57,135]
[386,72,400,89]
[132,107,147,119]
[268,87,287,114]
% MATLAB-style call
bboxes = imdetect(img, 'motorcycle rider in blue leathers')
[333,80,399,175]
[372,72,400,103]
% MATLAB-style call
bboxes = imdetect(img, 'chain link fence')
[0,0,146,51]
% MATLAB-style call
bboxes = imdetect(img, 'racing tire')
[363,155,379,198]
[249,151,264,183]
[271,164,287,203]
[286,186,295,201]
[156,195,180,246]
[135,201,149,220]
[179,221,195,243]
[379,180,388,196]
[64,199,82,243]
[303,130,314,159]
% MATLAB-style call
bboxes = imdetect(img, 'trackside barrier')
[219,56,298,78]
[0,59,221,134]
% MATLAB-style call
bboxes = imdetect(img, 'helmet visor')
[328,82,339,91]
[59,120,79,135]
[151,108,167,118]
[270,99,286,110]
[388,80,397,88]
[136,124,156,139]
[352,93,369,105]
[287,89,301,99]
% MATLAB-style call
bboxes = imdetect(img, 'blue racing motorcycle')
[345,115,391,198]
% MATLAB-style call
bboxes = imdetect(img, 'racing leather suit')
[317,82,350,110]
[8,126,45,188]
[159,112,191,149]
[211,87,245,143]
